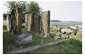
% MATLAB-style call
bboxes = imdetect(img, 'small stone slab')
[13,33,33,45]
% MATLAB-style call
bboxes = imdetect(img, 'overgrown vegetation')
[3,21,82,54]
[3,26,58,53]
[27,22,82,54]
[28,38,82,54]
[27,24,82,54]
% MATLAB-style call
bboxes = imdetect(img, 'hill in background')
[50,20,61,22]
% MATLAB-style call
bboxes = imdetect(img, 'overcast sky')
[3,1,82,21]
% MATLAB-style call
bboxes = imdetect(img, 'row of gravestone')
[6,7,50,38]
[7,7,22,34]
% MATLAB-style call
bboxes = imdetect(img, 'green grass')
[28,38,82,54]
[3,30,82,54]
[3,21,82,54]
[3,27,58,53]
[26,31,82,54]
[27,22,82,54]
[3,31,40,53]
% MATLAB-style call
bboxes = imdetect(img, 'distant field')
[3,20,82,27]
[50,21,82,26]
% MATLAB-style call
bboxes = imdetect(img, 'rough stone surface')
[6,14,11,31]
[13,33,33,45]
[25,14,32,31]
[15,7,22,33]
[41,11,50,38]
[34,15,40,33]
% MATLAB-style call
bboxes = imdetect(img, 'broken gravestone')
[13,33,33,45]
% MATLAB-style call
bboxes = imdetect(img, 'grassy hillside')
[27,21,82,54]
[3,20,82,54]
[27,30,82,54]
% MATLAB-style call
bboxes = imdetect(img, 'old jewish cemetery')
[3,1,82,54]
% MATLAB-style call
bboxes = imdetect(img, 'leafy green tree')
[5,1,41,15]
[27,1,41,15]
[5,1,28,14]
[5,1,28,23]
[5,1,41,23]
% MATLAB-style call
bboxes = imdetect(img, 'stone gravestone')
[25,14,28,31]
[15,7,22,34]
[13,33,33,45]
[34,14,40,33]
[25,14,32,31]
[41,11,50,38]
[11,9,16,34]
[7,14,11,31]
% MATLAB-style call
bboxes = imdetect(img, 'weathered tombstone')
[15,7,22,34]
[25,14,28,30]
[25,14,32,31]
[41,11,50,38]
[11,9,16,34]
[34,14,40,33]
[13,33,33,45]
[7,14,11,31]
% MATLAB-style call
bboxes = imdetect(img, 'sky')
[3,1,82,21]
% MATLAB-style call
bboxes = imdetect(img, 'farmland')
[50,21,82,26]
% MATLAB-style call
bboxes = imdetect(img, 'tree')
[26,1,42,31]
[5,1,28,23]
[5,1,28,14]
[27,1,41,15]
[5,1,41,15]
[5,1,41,23]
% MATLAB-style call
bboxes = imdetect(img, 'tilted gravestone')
[25,14,32,31]
[41,11,50,38]
[15,7,22,34]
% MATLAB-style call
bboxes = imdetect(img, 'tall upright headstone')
[25,14,32,31]
[34,14,40,33]
[41,11,50,38]
[6,14,11,31]
[15,7,22,34]
[11,9,15,34]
